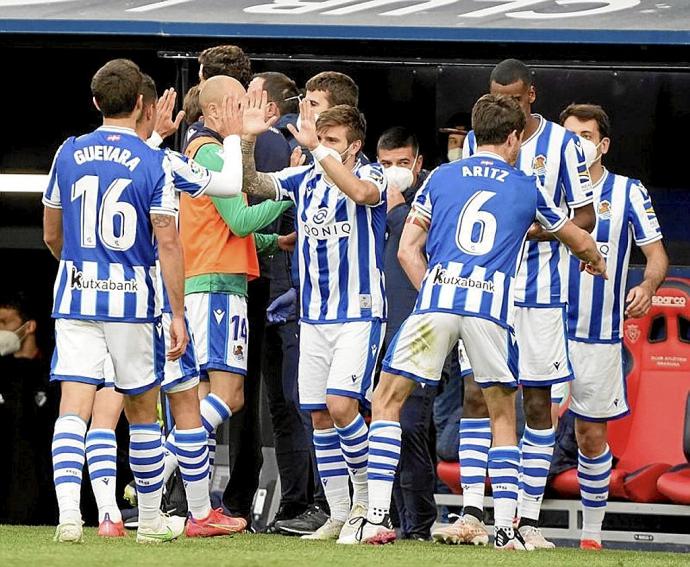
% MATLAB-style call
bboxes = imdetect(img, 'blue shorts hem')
[300,403,328,411]
[114,378,161,396]
[200,363,247,377]
[50,374,102,386]
[460,369,474,378]
[325,388,370,408]
[381,365,438,387]
[519,373,574,387]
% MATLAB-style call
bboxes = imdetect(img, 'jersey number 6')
[456,190,497,256]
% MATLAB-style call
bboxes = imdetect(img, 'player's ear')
[416,154,424,171]
[350,139,362,155]
[600,137,611,156]
[92,96,101,112]
[528,85,536,104]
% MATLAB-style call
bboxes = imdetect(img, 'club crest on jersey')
[189,161,205,176]
[531,155,547,178]
[625,324,641,344]
[598,200,612,220]
[233,345,244,360]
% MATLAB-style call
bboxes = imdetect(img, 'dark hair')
[183,85,202,125]
[490,58,532,88]
[253,72,300,115]
[316,105,366,145]
[0,291,35,323]
[559,103,611,139]
[377,126,419,156]
[91,59,142,118]
[472,94,526,146]
[306,71,359,108]
[199,45,252,87]
[140,73,158,106]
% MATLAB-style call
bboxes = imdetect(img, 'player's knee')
[463,377,489,418]
[522,387,553,429]
[575,420,608,458]
[326,396,359,427]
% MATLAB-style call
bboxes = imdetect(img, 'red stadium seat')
[437,460,462,495]
[657,391,690,503]
[657,465,690,505]
[551,279,690,502]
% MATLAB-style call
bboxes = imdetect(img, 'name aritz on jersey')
[73,145,141,172]
[431,266,495,293]
[462,163,509,182]
[70,266,138,292]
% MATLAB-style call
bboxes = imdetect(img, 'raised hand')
[154,88,185,140]
[242,88,277,137]
[217,94,243,138]
[286,98,319,151]
[290,146,306,167]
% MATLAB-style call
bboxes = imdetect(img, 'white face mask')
[580,137,603,168]
[447,147,462,162]
[0,322,28,357]
[385,166,414,193]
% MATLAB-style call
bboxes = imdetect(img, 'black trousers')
[263,319,327,510]
[222,278,267,520]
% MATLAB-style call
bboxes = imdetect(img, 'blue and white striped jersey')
[269,161,387,323]
[412,152,567,329]
[464,115,592,306]
[568,170,662,343]
[43,126,178,323]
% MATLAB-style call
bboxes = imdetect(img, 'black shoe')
[161,471,188,518]
[274,504,329,536]
[263,504,308,534]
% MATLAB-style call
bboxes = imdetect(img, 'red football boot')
[98,513,126,537]
[185,508,247,538]
[580,539,603,551]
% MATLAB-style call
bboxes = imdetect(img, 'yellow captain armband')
[406,207,430,231]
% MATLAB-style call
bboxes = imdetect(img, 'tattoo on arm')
[241,138,279,199]
[151,214,174,228]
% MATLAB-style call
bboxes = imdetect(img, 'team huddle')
[42,55,667,550]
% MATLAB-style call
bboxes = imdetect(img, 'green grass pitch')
[2,526,690,567]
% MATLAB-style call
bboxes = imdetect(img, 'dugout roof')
[0,0,688,46]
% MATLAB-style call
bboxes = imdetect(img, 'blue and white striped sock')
[201,393,231,478]
[52,415,87,524]
[366,420,401,523]
[488,446,520,529]
[176,427,211,520]
[518,426,555,522]
[85,428,120,523]
[129,423,165,526]
[336,414,369,506]
[162,392,231,483]
[579,446,612,543]
[314,428,351,522]
[459,418,491,512]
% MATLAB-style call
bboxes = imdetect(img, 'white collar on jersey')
[591,167,610,190]
[522,114,545,147]
[473,150,507,163]
[97,125,138,137]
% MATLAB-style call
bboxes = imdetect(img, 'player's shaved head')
[199,75,245,113]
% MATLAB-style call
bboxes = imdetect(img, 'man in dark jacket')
[376,127,437,540]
